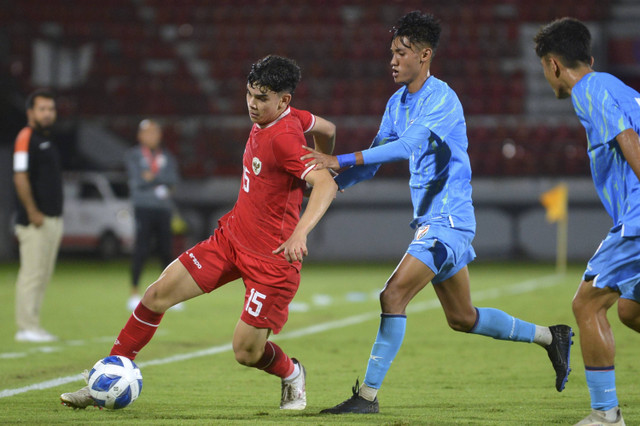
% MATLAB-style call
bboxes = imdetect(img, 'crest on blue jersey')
[415,225,430,240]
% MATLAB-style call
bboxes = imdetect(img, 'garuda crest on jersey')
[252,157,262,175]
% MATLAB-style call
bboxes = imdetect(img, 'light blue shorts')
[583,224,640,302]
[407,220,476,284]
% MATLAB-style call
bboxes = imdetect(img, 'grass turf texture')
[0,259,638,425]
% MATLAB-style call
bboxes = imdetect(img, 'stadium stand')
[0,0,625,178]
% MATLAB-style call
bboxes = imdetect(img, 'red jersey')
[220,107,316,264]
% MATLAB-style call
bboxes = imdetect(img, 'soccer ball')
[88,355,143,409]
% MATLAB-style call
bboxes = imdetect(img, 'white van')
[62,172,134,258]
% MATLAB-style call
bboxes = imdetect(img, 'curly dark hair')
[247,55,301,95]
[391,11,441,51]
[534,17,592,68]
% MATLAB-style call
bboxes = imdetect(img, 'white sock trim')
[284,361,300,382]
[132,311,160,328]
[358,383,378,401]
[533,325,552,347]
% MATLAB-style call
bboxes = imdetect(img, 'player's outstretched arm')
[302,124,428,171]
[308,115,336,155]
[617,128,640,181]
[301,147,364,171]
[272,169,337,262]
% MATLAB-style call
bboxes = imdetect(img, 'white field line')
[0,273,562,399]
[0,336,118,360]
[0,332,172,360]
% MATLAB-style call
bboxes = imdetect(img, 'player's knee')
[140,286,164,312]
[618,302,640,331]
[446,312,475,332]
[618,310,635,329]
[233,348,261,367]
[233,351,251,366]
[571,293,587,320]
[379,287,402,313]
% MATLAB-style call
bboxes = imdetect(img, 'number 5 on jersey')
[245,288,266,317]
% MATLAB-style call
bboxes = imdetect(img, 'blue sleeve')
[578,87,628,144]
[573,76,631,145]
[334,98,421,190]
[333,132,388,190]
[414,89,460,142]
[333,126,431,189]
[362,124,431,165]
[595,90,631,144]
[333,163,381,190]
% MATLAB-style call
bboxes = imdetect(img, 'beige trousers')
[15,216,63,332]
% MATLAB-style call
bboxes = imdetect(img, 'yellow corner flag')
[540,183,569,274]
[540,184,568,223]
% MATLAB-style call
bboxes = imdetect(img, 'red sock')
[254,341,294,378]
[110,303,164,360]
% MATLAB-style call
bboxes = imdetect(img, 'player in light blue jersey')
[535,17,640,426]
[302,11,573,415]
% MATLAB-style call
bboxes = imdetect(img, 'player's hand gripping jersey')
[219,107,316,262]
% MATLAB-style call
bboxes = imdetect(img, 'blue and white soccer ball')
[88,355,143,409]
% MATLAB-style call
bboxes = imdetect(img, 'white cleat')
[280,358,306,410]
[60,370,96,409]
[574,407,625,426]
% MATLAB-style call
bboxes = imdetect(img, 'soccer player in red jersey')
[60,55,338,410]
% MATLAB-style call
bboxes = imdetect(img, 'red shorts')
[178,227,300,334]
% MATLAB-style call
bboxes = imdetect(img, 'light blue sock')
[363,314,406,389]
[470,307,535,342]
[585,367,618,410]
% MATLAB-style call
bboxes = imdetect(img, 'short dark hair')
[26,88,55,110]
[247,55,301,95]
[392,11,441,51]
[534,17,592,68]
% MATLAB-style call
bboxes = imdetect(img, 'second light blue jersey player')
[572,71,640,301]
[335,76,475,231]
[572,72,640,237]
[535,18,640,424]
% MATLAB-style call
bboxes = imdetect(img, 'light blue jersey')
[353,78,536,394]
[335,76,475,231]
[572,72,640,237]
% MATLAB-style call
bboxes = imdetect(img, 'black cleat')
[320,379,379,414]
[546,324,574,392]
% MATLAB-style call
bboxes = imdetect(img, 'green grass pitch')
[0,259,638,425]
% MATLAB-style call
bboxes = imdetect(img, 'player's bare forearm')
[617,128,640,181]
[313,133,335,155]
[273,170,337,262]
[13,172,44,226]
[309,116,336,155]
[296,171,337,235]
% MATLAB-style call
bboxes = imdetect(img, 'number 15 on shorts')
[245,288,266,317]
